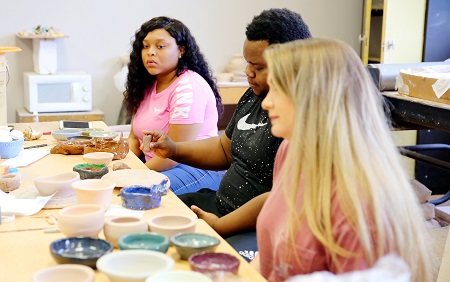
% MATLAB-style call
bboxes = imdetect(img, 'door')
[360,0,427,64]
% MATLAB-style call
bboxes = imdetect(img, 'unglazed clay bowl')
[57,204,105,237]
[96,250,175,282]
[188,252,240,275]
[103,216,149,248]
[32,264,95,282]
[170,232,220,260]
[145,270,212,282]
[148,214,197,238]
[72,179,116,211]
[83,152,114,165]
[118,232,170,253]
[50,237,113,269]
[34,171,80,197]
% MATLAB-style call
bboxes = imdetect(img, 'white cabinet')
[360,0,427,64]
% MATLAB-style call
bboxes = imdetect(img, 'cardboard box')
[397,65,450,105]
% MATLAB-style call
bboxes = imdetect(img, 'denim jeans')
[161,164,225,195]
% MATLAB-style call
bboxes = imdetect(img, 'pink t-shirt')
[257,140,374,282]
[133,70,218,160]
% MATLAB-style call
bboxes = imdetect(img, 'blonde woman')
[256,38,433,282]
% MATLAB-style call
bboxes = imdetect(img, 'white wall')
[0,0,363,125]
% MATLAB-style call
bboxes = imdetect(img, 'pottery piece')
[117,181,168,210]
[148,214,197,238]
[32,264,95,282]
[71,179,116,210]
[34,171,80,197]
[83,152,114,165]
[170,232,220,260]
[50,237,113,269]
[189,252,240,275]
[52,129,82,141]
[57,204,105,237]
[73,163,109,180]
[96,250,175,282]
[103,216,148,248]
[0,138,24,159]
[118,232,170,253]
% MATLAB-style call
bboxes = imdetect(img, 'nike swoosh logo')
[237,114,267,130]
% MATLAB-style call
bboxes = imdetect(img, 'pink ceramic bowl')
[57,204,105,237]
[72,179,116,211]
[103,216,148,248]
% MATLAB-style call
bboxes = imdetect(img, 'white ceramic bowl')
[52,129,82,141]
[145,270,212,282]
[148,214,197,238]
[32,264,95,282]
[83,152,115,165]
[103,216,149,248]
[90,131,118,140]
[34,171,80,197]
[72,179,116,210]
[96,250,175,282]
[57,204,105,237]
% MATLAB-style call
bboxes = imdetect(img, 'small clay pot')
[73,163,109,180]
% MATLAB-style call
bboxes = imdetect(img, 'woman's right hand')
[141,130,176,159]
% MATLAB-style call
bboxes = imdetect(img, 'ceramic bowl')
[90,131,118,140]
[52,129,82,141]
[82,128,104,136]
[170,233,220,260]
[67,136,93,142]
[34,171,80,197]
[145,270,212,282]
[117,186,163,210]
[0,138,24,159]
[188,252,240,274]
[148,214,197,238]
[73,163,109,180]
[50,237,113,269]
[83,152,114,165]
[71,179,116,210]
[104,216,149,248]
[57,204,105,237]
[118,232,170,253]
[32,264,95,282]
[96,250,175,282]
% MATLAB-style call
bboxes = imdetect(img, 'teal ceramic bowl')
[170,232,220,260]
[118,232,170,253]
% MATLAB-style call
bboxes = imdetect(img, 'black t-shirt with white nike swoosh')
[217,88,283,214]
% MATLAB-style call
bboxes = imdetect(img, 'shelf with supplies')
[16,107,104,123]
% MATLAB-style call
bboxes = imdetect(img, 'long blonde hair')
[264,38,433,282]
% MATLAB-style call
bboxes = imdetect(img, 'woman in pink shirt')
[256,38,433,282]
[123,17,224,195]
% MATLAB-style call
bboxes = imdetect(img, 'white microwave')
[23,72,92,113]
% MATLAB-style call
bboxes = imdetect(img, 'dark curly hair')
[124,16,223,118]
[246,8,312,44]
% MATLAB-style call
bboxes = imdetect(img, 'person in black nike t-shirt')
[141,8,312,260]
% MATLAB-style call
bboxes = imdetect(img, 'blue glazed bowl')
[50,236,113,269]
[170,232,221,260]
[117,186,163,210]
[118,232,170,253]
[0,138,24,159]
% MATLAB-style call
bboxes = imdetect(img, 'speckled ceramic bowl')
[188,252,240,274]
[73,163,109,180]
[117,186,163,210]
[50,237,113,269]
